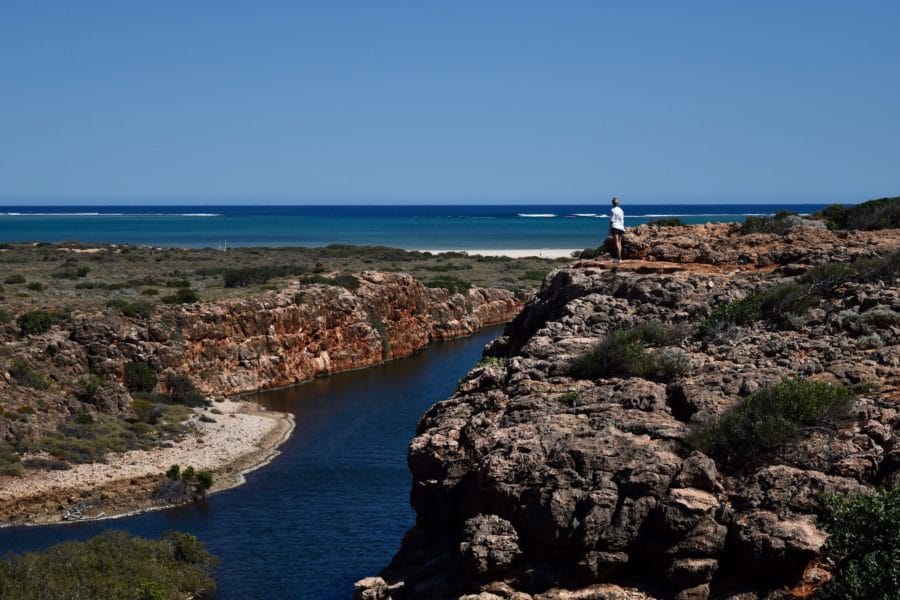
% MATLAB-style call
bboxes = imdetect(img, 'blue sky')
[1,1,898,205]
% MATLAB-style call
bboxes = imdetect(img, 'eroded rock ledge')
[61,271,520,397]
[356,226,899,600]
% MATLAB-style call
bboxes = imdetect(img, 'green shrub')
[131,399,163,424]
[21,457,70,471]
[165,278,190,288]
[141,287,160,296]
[76,374,106,403]
[294,292,306,305]
[839,309,900,336]
[0,530,217,599]
[161,288,199,304]
[648,217,685,227]
[799,262,856,289]
[331,273,360,290]
[739,213,795,235]
[424,275,471,294]
[476,356,508,369]
[522,270,548,281]
[688,379,855,466]
[4,274,25,284]
[816,487,900,599]
[16,310,57,335]
[124,361,158,393]
[223,265,306,288]
[0,442,23,477]
[107,298,155,318]
[195,470,213,492]
[9,358,48,390]
[0,308,8,324]
[420,263,473,272]
[816,196,900,231]
[569,324,690,382]
[297,272,361,290]
[38,408,189,464]
[164,374,207,407]
[699,282,814,338]
[26,281,44,291]
[166,464,181,480]
[51,266,90,279]
[849,251,900,284]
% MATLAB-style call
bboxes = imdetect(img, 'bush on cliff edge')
[688,378,856,467]
[569,323,691,382]
[816,486,900,599]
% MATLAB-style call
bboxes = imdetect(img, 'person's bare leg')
[614,233,622,261]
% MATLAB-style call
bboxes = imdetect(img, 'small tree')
[124,361,158,393]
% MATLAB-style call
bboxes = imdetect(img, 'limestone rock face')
[358,225,900,599]
[68,272,521,396]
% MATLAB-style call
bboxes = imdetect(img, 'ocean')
[0,204,827,249]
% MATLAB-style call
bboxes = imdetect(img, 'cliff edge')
[356,223,899,600]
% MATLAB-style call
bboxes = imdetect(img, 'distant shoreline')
[420,248,579,259]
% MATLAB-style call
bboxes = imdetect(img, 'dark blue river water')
[0,326,504,599]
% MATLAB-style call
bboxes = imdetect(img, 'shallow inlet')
[0,325,505,599]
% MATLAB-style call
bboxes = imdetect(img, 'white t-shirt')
[610,206,625,231]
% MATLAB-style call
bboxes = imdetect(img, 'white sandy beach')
[422,248,580,259]
[0,399,294,525]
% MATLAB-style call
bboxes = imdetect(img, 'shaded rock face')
[358,227,899,600]
[68,272,520,396]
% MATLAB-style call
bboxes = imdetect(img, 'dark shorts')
[610,227,624,237]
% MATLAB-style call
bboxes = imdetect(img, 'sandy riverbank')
[422,248,580,259]
[0,400,294,526]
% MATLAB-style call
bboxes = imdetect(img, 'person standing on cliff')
[609,197,625,264]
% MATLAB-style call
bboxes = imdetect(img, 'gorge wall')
[65,271,521,397]
[356,225,899,600]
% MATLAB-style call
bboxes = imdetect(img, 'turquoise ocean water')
[0,204,826,248]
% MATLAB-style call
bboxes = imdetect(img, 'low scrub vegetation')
[0,442,23,476]
[569,323,690,382]
[0,530,217,600]
[699,281,814,338]
[800,251,900,290]
[816,196,900,231]
[106,298,155,318]
[297,273,361,290]
[739,212,797,235]
[648,217,685,227]
[16,310,59,335]
[424,275,471,294]
[688,379,856,467]
[9,358,48,390]
[34,404,190,464]
[161,288,200,304]
[163,374,207,407]
[223,264,307,288]
[124,361,158,393]
[158,464,215,502]
[817,486,900,599]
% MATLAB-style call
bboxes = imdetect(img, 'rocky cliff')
[64,271,520,396]
[356,225,899,600]
[1,272,520,446]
